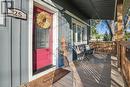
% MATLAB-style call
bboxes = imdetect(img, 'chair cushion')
[85,45,90,51]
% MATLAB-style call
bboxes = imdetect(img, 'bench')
[72,44,94,60]
[84,45,94,55]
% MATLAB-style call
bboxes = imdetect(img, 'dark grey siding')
[0,17,12,87]
[57,12,89,63]
[21,0,29,84]
[58,13,73,63]
[0,0,29,87]
[11,0,21,85]
[58,13,72,48]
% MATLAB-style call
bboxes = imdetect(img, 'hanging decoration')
[36,11,52,29]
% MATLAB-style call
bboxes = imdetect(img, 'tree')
[124,32,130,41]
[96,34,101,41]
[90,19,113,41]
[103,20,113,41]
[103,31,111,41]
[90,20,99,40]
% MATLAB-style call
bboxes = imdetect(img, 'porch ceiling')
[52,0,116,20]
[70,0,116,20]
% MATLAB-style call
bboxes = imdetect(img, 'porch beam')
[115,0,123,41]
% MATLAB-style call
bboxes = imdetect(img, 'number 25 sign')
[7,8,27,20]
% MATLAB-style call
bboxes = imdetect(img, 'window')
[77,25,81,42]
[82,27,87,41]
[35,29,49,48]
[72,18,87,44]
[73,23,76,42]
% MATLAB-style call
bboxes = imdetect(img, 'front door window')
[35,29,49,48]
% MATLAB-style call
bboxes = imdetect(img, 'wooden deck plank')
[53,82,64,87]
[53,54,125,87]
[20,54,125,87]
[59,76,73,85]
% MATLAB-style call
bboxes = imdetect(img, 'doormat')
[52,68,70,83]
[20,68,70,87]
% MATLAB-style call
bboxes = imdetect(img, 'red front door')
[33,5,53,72]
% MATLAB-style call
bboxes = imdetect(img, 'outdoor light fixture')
[0,1,13,26]
[1,1,13,14]
[60,9,66,16]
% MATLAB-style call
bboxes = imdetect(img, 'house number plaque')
[7,8,27,20]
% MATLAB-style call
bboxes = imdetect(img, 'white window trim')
[72,18,87,45]
[66,10,87,25]
[28,0,59,81]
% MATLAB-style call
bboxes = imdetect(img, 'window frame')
[72,18,87,44]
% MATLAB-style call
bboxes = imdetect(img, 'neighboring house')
[0,0,89,87]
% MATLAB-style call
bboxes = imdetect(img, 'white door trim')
[28,0,59,81]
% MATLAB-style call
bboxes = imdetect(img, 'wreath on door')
[36,12,52,29]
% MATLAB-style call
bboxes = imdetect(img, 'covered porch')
[19,0,129,86]
[24,41,129,87]
[53,41,130,87]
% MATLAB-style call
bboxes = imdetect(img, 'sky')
[96,20,110,35]
[126,20,130,32]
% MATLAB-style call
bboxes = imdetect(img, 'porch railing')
[117,41,130,86]
[89,41,130,86]
[89,41,117,55]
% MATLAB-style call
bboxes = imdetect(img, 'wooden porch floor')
[53,54,126,87]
